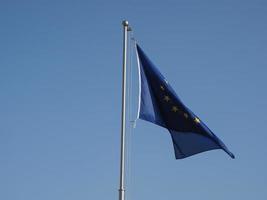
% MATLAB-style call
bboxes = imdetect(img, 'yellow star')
[194,117,200,124]
[184,113,188,119]
[160,85,165,91]
[164,95,170,102]
[172,106,178,112]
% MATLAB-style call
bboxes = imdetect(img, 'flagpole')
[119,20,130,200]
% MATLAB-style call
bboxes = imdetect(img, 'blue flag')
[136,44,234,159]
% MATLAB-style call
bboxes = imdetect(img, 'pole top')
[122,20,129,27]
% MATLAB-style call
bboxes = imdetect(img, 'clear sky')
[0,0,266,200]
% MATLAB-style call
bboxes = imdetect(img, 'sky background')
[0,0,267,200]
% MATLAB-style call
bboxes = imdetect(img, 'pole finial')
[122,20,129,27]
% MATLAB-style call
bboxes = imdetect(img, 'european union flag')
[136,44,234,159]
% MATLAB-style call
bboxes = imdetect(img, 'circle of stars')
[160,85,201,125]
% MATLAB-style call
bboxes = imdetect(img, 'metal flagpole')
[119,20,131,200]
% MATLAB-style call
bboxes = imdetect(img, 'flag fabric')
[136,44,234,159]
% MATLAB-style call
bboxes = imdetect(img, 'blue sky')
[0,0,266,200]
